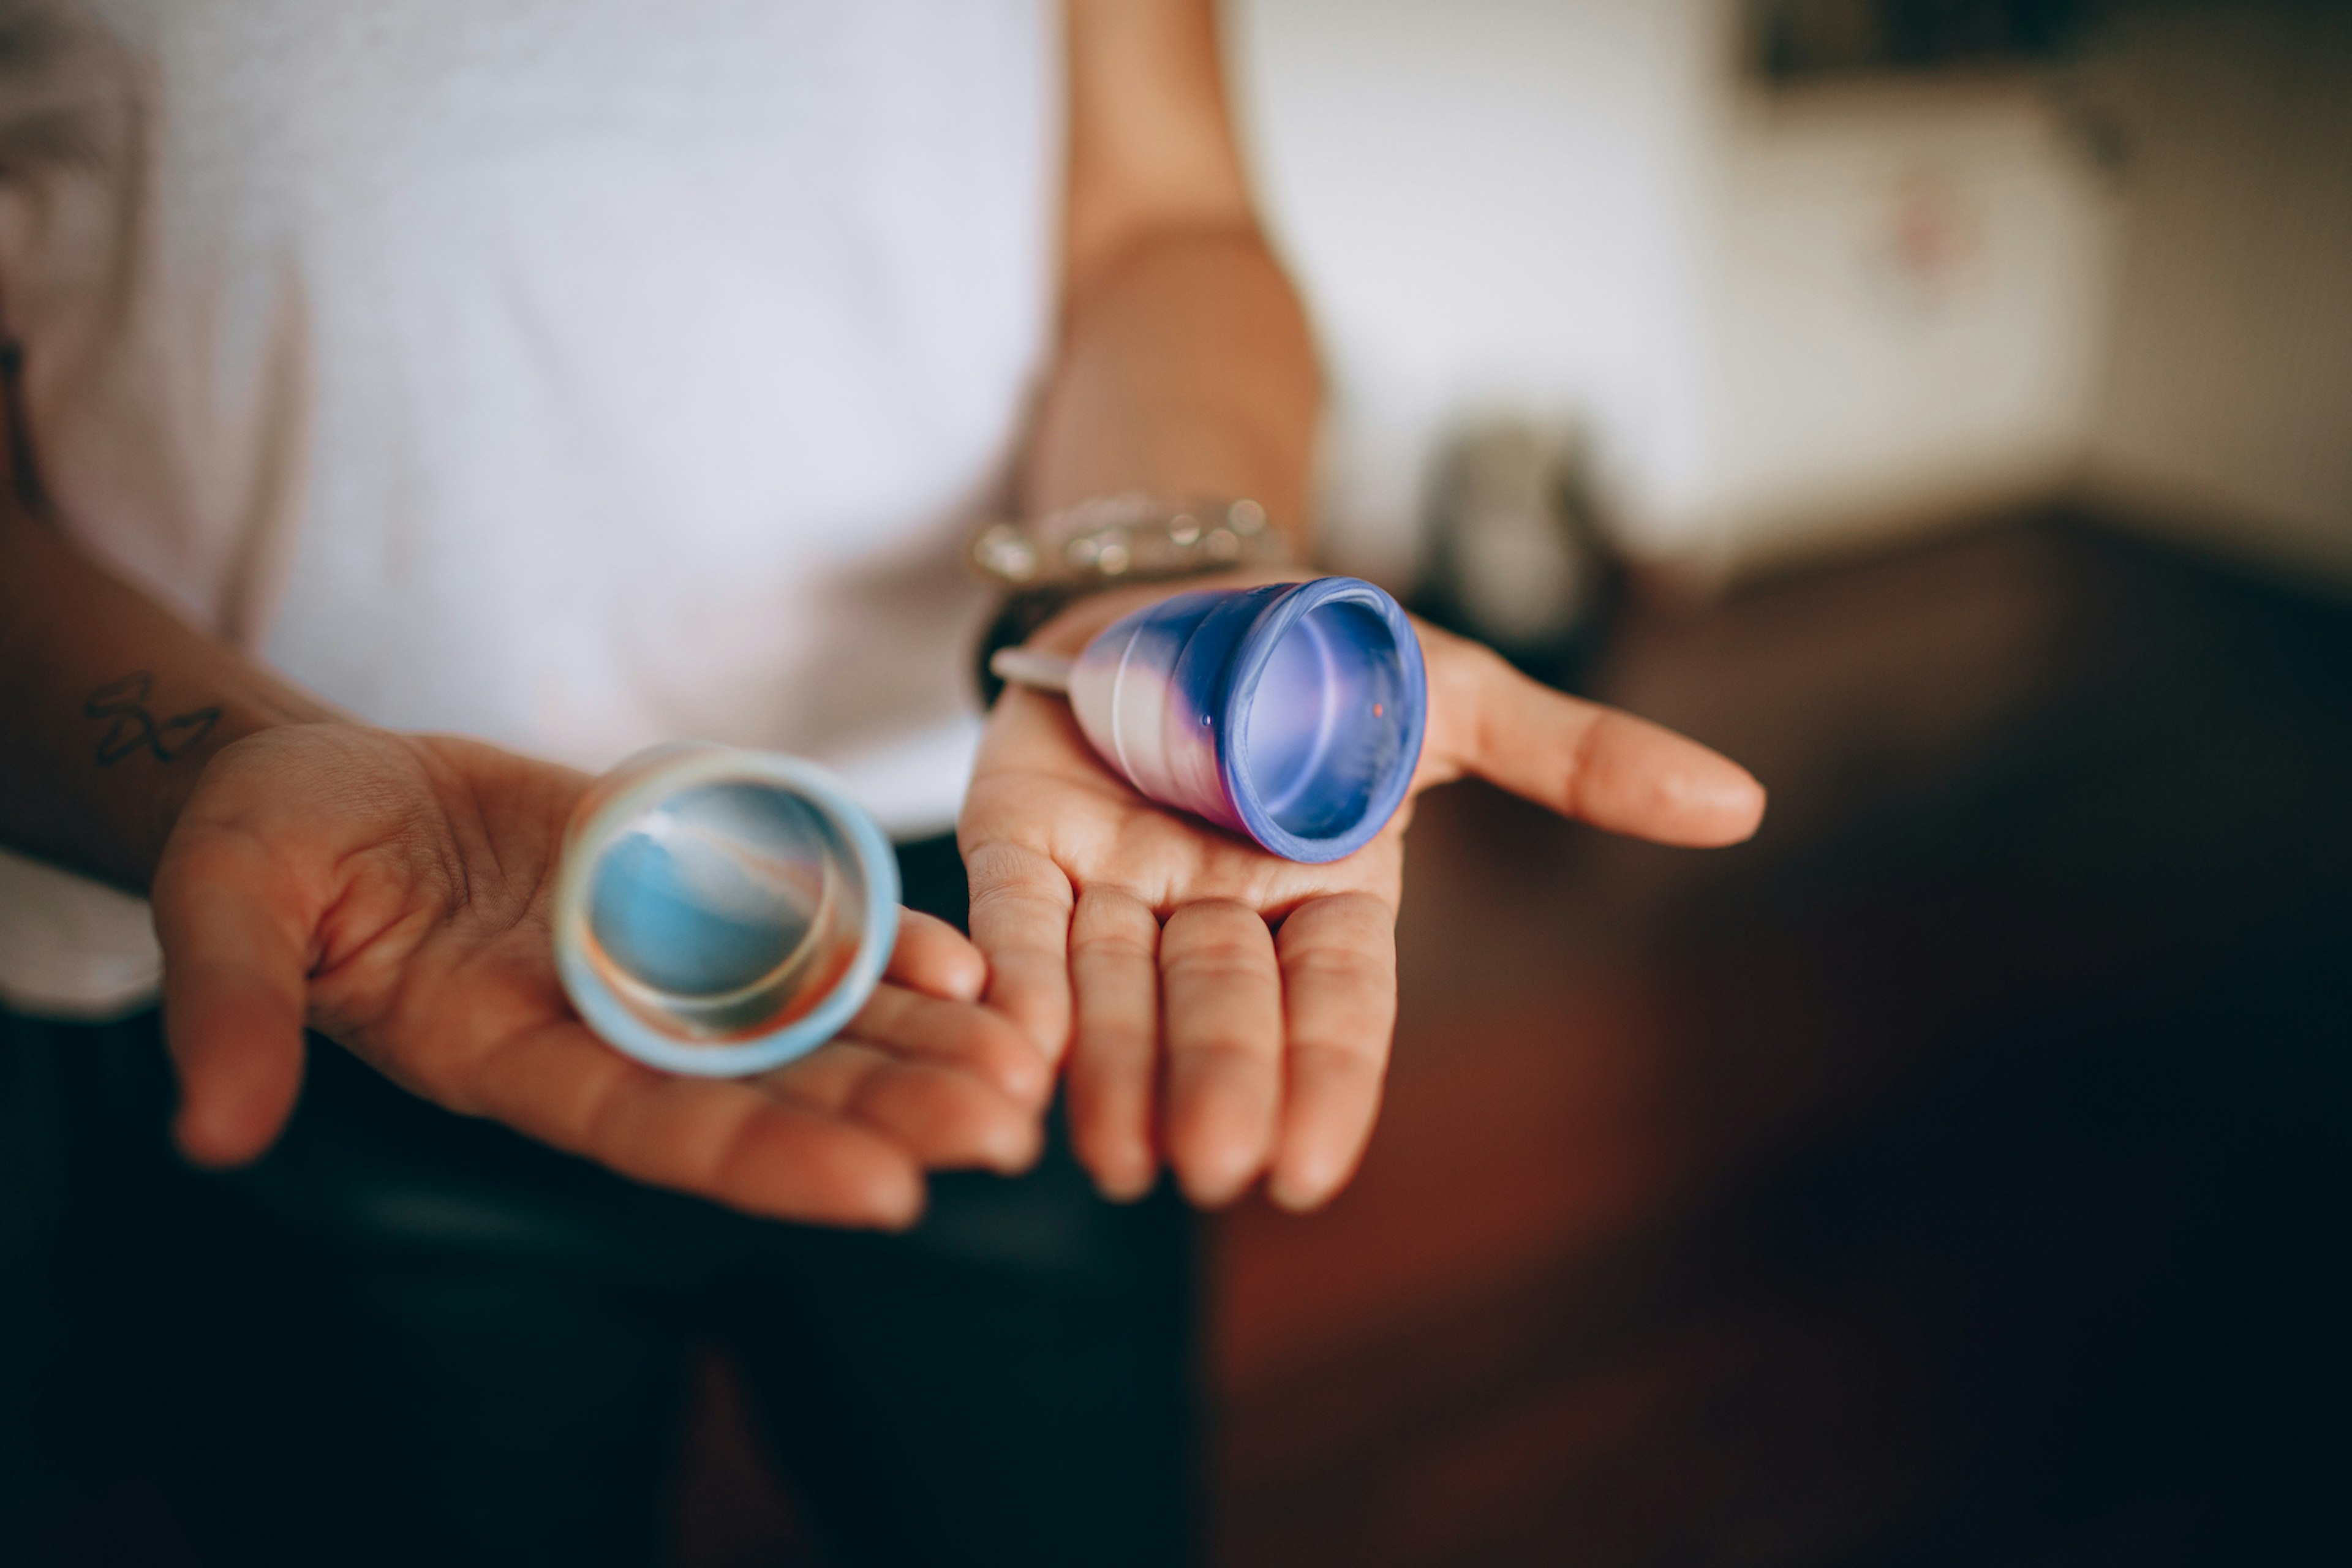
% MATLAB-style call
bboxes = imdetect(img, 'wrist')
[972,567,1311,707]
[968,493,1305,705]
[1028,564,1308,652]
[140,707,339,876]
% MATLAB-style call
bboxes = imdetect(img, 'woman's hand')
[153,723,1050,1229]
[959,581,1766,1213]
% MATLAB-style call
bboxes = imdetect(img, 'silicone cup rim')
[551,748,901,1077]
[1217,577,1428,864]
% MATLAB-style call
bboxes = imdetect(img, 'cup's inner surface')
[1240,598,1413,841]
[584,779,867,1040]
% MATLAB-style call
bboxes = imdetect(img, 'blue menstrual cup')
[550,745,899,1076]
[1001,577,1427,863]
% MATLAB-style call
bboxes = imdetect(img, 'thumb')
[1434,635,1766,848]
[152,847,311,1167]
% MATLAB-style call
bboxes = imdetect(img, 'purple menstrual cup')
[1065,577,1427,863]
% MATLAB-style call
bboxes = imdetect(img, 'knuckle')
[1280,896,1392,947]
[1161,947,1276,990]
[1283,950,1389,995]
[1286,1032,1388,1077]
[1162,907,1273,971]
[968,881,1070,924]
[1171,1036,1272,1077]
[1073,1017,1157,1066]
[1072,885,1159,945]
[1164,896,1257,929]
[963,840,1068,895]
[1073,935,1156,971]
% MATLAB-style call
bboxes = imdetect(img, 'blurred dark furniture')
[1212,513,2351,1567]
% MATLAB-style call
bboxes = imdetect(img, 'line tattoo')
[84,671,222,766]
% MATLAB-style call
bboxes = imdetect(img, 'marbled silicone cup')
[1033,577,1427,864]
[551,745,899,1076]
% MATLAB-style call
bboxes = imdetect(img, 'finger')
[1435,635,1766,846]
[886,908,986,1003]
[1067,884,1163,1200]
[151,843,311,1168]
[470,1024,926,1228]
[763,1041,1042,1175]
[1159,900,1284,1207]
[847,982,1052,1109]
[962,840,1076,1063]
[1267,894,1396,1212]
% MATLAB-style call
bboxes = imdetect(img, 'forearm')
[1020,224,1321,543]
[0,508,333,891]
[1023,0,1320,546]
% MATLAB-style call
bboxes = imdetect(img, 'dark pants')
[1,837,1196,1568]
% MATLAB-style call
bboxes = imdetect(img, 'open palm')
[153,723,1049,1228]
[960,581,1766,1212]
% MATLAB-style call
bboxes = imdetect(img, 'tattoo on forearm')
[84,672,221,765]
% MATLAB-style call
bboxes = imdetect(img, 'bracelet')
[967,493,1293,590]
[967,494,1301,706]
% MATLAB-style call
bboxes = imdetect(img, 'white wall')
[1228,0,2122,580]
[1227,0,1720,581]
[2080,1,2352,585]
[1691,79,2117,571]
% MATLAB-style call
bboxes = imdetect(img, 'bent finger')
[886,907,987,1003]
[151,844,311,1168]
[764,1042,1042,1175]
[962,840,1076,1063]
[1433,633,1765,846]
[1068,884,1163,1200]
[847,982,1052,1109]
[472,1022,926,1228]
[1160,899,1284,1207]
[1268,893,1396,1212]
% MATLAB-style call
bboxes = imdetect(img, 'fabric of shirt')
[0,0,1061,1017]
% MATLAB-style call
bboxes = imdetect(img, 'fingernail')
[173,1102,258,1170]
[870,1175,927,1232]
[997,1050,1051,1107]
[1095,1161,1156,1204]
[1267,1170,1335,1213]
[1671,761,1768,843]
[1178,1153,1260,1210]
[1001,1012,1066,1068]
[989,1118,1046,1175]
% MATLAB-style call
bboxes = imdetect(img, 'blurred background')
[1247,0,2348,600]
[1196,2,2352,1563]
[12,1,2347,1564]
[669,4,2350,1562]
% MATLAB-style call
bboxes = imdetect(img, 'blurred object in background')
[1417,419,1619,690]
[1752,0,2095,82]
[1234,0,2349,598]
[1212,512,2352,1568]
[2075,0,2352,586]
[1210,6,2350,1562]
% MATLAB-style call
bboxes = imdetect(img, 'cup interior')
[581,778,868,1041]
[1238,597,1417,843]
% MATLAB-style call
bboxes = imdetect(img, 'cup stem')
[989,648,1077,693]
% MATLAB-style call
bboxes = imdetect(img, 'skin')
[0,520,1049,1230]
[0,0,1763,1229]
[962,575,1764,1214]
[154,725,1052,1227]
[965,1,1766,1212]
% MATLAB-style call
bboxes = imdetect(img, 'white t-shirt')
[0,0,1061,1017]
